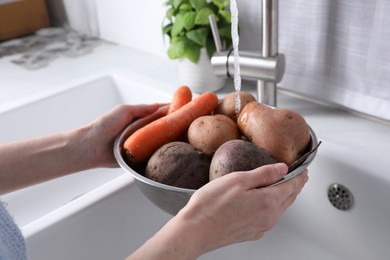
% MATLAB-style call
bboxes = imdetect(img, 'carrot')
[168,85,192,114]
[123,91,219,164]
[119,105,169,144]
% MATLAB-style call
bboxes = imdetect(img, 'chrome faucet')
[209,0,285,106]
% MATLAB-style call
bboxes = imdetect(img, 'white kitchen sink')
[1,71,389,259]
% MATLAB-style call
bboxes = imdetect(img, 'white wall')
[95,0,167,58]
[62,0,390,120]
[93,1,262,57]
[64,1,262,59]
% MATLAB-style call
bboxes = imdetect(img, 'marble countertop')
[1,43,389,164]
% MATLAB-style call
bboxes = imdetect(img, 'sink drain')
[327,184,354,211]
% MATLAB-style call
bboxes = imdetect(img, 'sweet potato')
[187,114,240,157]
[237,102,310,165]
[209,139,277,181]
[145,142,210,189]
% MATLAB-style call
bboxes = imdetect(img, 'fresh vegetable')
[120,105,169,139]
[118,105,169,173]
[168,85,192,114]
[214,91,256,120]
[145,141,210,189]
[124,91,219,164]
[187,114,240,157]
[209,139,277,181]
[237,102,310,165]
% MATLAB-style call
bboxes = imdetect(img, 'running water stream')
[230,0,241,118]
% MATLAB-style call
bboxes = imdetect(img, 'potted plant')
[162,0,232,93]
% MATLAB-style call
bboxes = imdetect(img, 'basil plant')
[162,0,232,63]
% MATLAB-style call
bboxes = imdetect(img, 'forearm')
[0,104,163,195]
[127,212,208,260]
[0,125,95,194]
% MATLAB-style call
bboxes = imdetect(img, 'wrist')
[128,212,207,260]
[165,212,206,259]
[174,207,215,257]
[68,124,99,170]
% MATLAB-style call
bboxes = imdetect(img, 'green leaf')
[165,8,175,22]
[185,43,201,63]
[224,0,231,7]
[179,3,193,11]
[171,13,186,36]
[186,27,208,47]
[219,9,231,23]
[206,37,217,59]
[190,0,207,11]
[211,0,225,9]
[167,37,186,59]
[195,7,215,25]
[183,11,196,30]
[173,0,186,9]
[164,0,174,7]
[218,24,231,39]
[162,23,173,35]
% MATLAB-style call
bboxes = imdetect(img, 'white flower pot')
[178,48,226,93]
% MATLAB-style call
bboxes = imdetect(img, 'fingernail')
[274,163,288,175]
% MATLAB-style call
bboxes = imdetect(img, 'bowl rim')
[270,125,318,186]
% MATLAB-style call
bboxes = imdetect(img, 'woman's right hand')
[179,163,308,256]
[128,163,308,260]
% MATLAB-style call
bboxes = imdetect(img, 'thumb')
[247,163,288,188]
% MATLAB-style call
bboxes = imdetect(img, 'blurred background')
[1,0,389,121]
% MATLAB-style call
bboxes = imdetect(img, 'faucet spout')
[209,0,284,107]
[259,0,279,106]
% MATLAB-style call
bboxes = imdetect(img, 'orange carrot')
[119,105,169,143]
[168,85,192,114]
[124,91,219,164]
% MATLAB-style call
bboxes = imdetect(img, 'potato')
[214,91,256,120]
[187,114,240,157]
[237,102,310,165]
[145,141,210,189]
[210,139,277,181]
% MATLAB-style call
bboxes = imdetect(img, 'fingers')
[278,169,309,211]
[250,167,308,214]
[100,103,162,126]
[244,163,288,189]
[123,103,163,119]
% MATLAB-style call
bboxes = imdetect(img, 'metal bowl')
[113,109,319,216]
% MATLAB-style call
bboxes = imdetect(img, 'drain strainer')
[327,184,354,211]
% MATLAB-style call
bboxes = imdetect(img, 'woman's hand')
[82,103,163,168]
[178,163,308,256]
[128,163,309,259]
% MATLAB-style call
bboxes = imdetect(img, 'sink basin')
[277,140,390,259]
[1,71,389,259]
[204,140,390,260]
